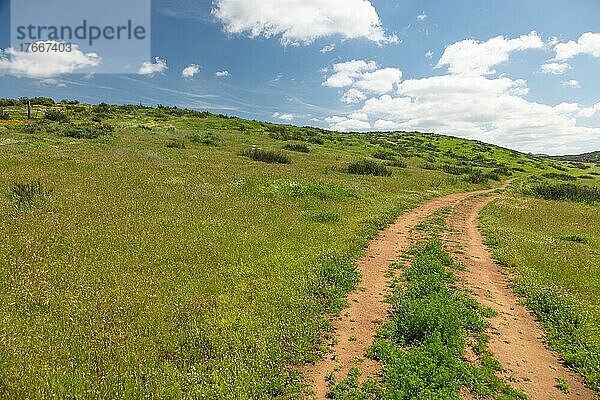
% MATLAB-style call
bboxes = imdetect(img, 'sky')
[1,0,600,155]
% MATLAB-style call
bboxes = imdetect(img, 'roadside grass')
[481,193,600,393]
[329,210,526,399]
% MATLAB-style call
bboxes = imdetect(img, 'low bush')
[309,211,341,223]
[0,109,10,120]
[372,150,396,161]
[166,139,186,149]
[528,182,600,204]
[283,143,310,153]
[188,133,220,146]
[543,172,577,181]
[388,159,407,168]
[466,170,488,184]
[8,180,53,210]
[44,109,68,122]
[241,147,291,164]
[347,160,392,177]
[61,123,112,139]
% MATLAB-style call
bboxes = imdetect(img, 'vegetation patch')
[44,109,68,122]
[329,240,526,399]
[309,210,341,223]
[241,147,291,164]
[527,182,600,204]
[347,159,392,177]
[187,132,220,146]
[7,180,53,210]
[283,143,310,153]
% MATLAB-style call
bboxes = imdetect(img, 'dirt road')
[304,182,593,399]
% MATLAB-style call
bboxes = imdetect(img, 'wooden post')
[27,100,31,119]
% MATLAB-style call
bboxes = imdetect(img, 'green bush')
[187,133,220,146]
[310,211,341,223]
[8,181,53,210]
[0,109,10,120]
[528,182,600,204]
[466,170,488,184]
[283,143,310,153]
[60,123,112,139]
[543,173,577,181]
[166,139,186,149]
[241,147,291,164]
[347,159,392,177]
[372,150,396,161]
[44,109,67,122]
[388,159,407,168]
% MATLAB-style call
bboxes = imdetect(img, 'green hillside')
[0,101,598,398]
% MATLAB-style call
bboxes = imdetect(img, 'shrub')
[61,123,112,139]
[0,109,10,120]
[528,182,600,204]
[372,150,396,161]
[347,159,392,177]
[241,147,291,164]
[44,109,67,122]
[310,211,341,223]
[8,180,53,210]
[60,99,80,105]
[466,170,488,184]
[543,172,577,181]
[30,97,55,106]
[166,139,186,149]
[283,143,310,153]
[188,133,220,146]
[0,98,20,107]
[388,159,407,168]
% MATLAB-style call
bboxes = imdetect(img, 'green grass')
[328,209,526,399]
[0,102,596,398]
[329,240,526,400]
[482,193,600,393]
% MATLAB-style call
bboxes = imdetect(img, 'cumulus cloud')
[322,60,377,88]
[342,88,367,104]
[0,41,100,79]
[554,32,600,61]
[272,112,294,121]
[212,0,398,45]
[417,13,427,21]
[437,31,543,75]
[540,62,571,75]
[322,32,600,154]
[215,70,230,77]
[325,116,370,131]
[138,57,168,75]
[562,79,580,88]
[182,64,200,78]
[323,60,401,95]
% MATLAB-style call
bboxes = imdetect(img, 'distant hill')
[549,151,600,164]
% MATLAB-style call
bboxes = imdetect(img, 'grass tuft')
[347,160,392,177]
[241,147,291,164]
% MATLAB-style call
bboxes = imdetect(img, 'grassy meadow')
[0,100,598,398]
[482,180,600,393]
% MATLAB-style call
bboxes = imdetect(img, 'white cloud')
[374,119,401,130]
[322,60,377,88]
[323,33,600,154]
[138,57,168,75]
[342,88,367,104]
[272,112,294,121]
[215,70,230,77]
[562,79,580,88]
[325,116,370,131]
[437,31,543,75]
[182,64,200,78]
[554,32,600,61]
[320,44,336,53]
[417,13,427,21]
[323,60,401,97]
[578,102,600,118]
[425,50,433,59]
[540,62,571,75]
[354,67,402,94]
[0,41,100,79]
[212,0,398,45]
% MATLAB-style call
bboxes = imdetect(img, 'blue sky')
[1,0,600,154]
